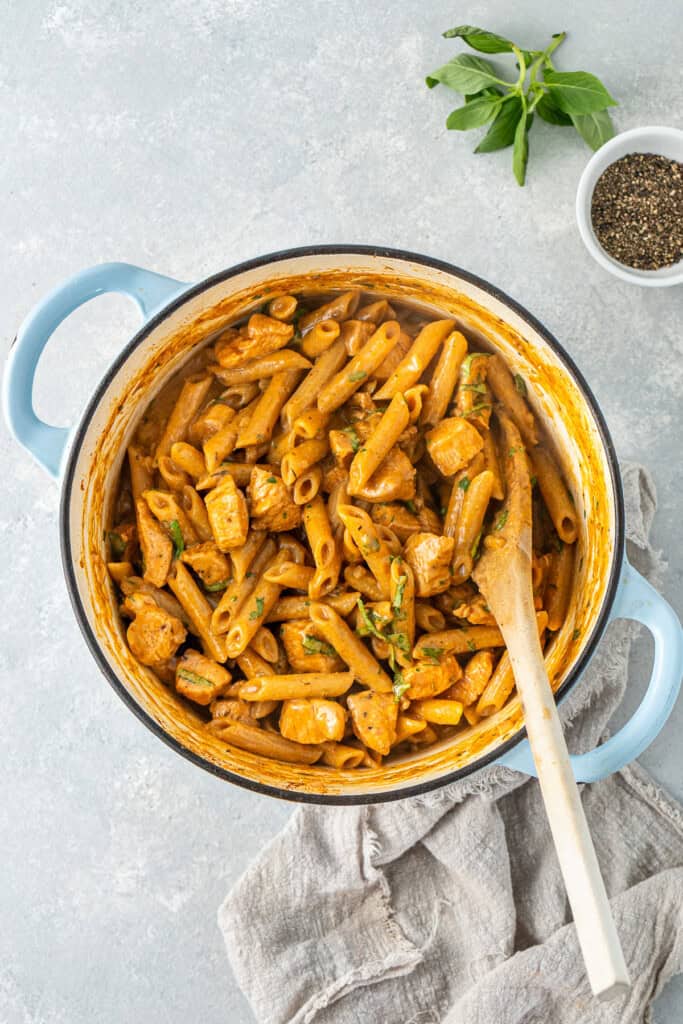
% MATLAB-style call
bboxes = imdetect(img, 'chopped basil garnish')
[177,667,214,688]
[458,477,470,491]
[392,670,409,702]
[167,519,184,558]
[356,598,385,641]
[421,646,443,663]
[470,529,482,560]
[466,639,477,652]
[403,499,417,514]
[302,635,337,657]
[392,574,407,613]
[267,476,278,484]
[343,425,361,453]
[513,374,527,396]
[348,370,367,382]
[108,531,126,559]
[494,510,509,531]
[249,596,265,621]
[204,578,231,592]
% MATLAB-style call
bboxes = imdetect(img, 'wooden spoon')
[472,411,630,1000]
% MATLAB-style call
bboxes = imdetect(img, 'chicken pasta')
[108,286,577,768]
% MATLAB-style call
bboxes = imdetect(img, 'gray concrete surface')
[1,1,681,1021]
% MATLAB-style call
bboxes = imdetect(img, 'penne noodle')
[302,318,341,359]
[529,446,578,544]
[251,625,279,663]
[317,321,402,415]
[264,561,314,590]
[223,548,290,658]
[309,602,393,692]
[128,444,154,503]
[168,561,229,662]
[443,453,486,538]
[486,355,538,447]
[545,541,575,631]
[281,438,329,486]
[293,466,322,505]
[303,495,338,571]
[481,429,505,501]
[343,564,385,601]
[155,374,213,463]
[298,289,360,334]
[212,349,311,385]
[239,671,354,701]
[413,624,505,658]
[208,719,323,765]
[448,650,495,706]
[477,612,548,717]
[420,330,468,427]
[390,558,415,668]
[320,741,365,769]
[267,295,297,321]
[281,339,347,430]
[181,485,212,542]
[415,601,446,634]
[347,392,410,494]
[290,408,329,442]
[412,698,464,725]
[337,504,393,598]
[265,590,360,622]
[211,536,275,635]
[143,489,198,547]
[170,442,206,480]
[355,298,395,323]
[339,318,376,356]
[236,370,302,449]
[374,319,455,400]
[158,455,190,493]
[451,469,495,583]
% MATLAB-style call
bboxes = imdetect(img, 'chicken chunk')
[403,654,462,700]
[124,593,187,666]
[180,541,232,588]
[248,467,302,532]
[214,315,294,369]
[404,532,455,597]
[425,417,483,476]
[280,699,346,744]
[279,620,345,674]
[347,690,398,756]
[353,448,416,503]
[205,475,249,551]
[175,649,232,705]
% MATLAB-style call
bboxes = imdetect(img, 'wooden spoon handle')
[505,621,630,1000]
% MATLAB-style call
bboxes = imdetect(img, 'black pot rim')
[60,244,625,805]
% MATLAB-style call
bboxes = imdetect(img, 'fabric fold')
[218,464,683,1024]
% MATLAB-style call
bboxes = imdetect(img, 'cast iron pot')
[4,247,682,803]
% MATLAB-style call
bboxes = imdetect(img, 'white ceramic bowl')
[575,125,683,287]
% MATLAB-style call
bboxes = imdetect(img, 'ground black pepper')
[590,152,683,270]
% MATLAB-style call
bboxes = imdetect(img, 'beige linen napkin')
[219,464,683,1024]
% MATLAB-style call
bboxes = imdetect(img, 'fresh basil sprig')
[427,27,617,184]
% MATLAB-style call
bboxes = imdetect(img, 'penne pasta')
[529,446,578,544]
[374,319,455,400]
[420,329,468,427]
[239,671,354,701]
[317,320,401,414]
[155,374,213,463]
[309,602,393,692]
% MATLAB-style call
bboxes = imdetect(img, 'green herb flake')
[204,579,231,592]
[392,670,410,703]
[167,519,185,559]
[508,445,524,456]
[356,597,385,641]
[458,477,470,492]
[421,646,443,664]
[461,382,487,394]
[403,499,418,514]
[470,529,483,560]
[177,668,214,689]
[530,475,538,488]
[267,476,278,484]
[362,536,380,554]
[466,639,477,652]
[392,574,407,613]
[302,635,337,657]
[348,370,367,383]
[513,373,527,396]
[572,628,581,641]
[343,425,361,453]
[494,509,509,531]
[249,596,265,621]
[108,531,126,560]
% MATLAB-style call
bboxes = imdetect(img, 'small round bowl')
[575,125,683,287]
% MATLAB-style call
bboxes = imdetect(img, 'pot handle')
[3,262,188,478]
[496,559,683,782]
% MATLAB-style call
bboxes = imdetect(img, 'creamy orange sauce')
[77,264,614,797]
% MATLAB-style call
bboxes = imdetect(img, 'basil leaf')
[249,596,265,621]
[392,670,409,702]
[343,425,361,453]
[442,24,515,53]
[177,668,214,689]
[535,92,573,126]
[302,635,337,657]
[392,574,407,613]
[356,598,385,641]
[426,54,509,95]
[446,96,501,131]
[465,86,504,101]
[347,370,367,382]
[108,531,126,560]
[475,94,523,152]
[204,578,231,592]
[494,509,509,531]
[458,477,470,491]
[512,112,529,186]
[167,519,184,559]
[543,69,617,115]
[421,646,443,663]
[513,373,527,396]
[570,109,615,151]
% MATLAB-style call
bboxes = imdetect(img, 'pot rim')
[59,244,625,804]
